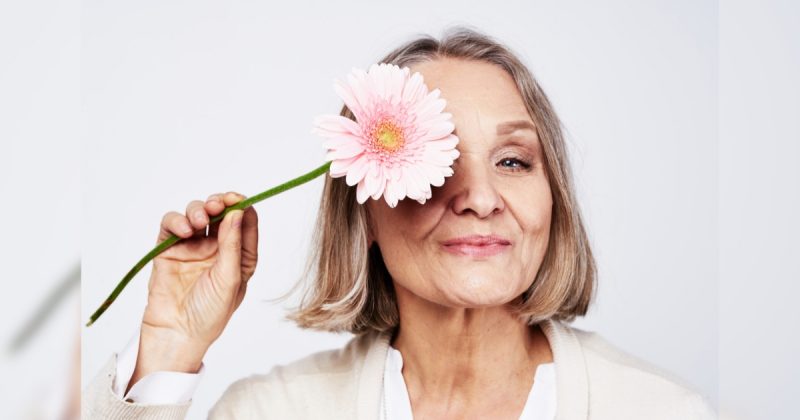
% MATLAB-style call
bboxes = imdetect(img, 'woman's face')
[366,57,553,309]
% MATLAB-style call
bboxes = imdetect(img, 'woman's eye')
[497,157,532,171]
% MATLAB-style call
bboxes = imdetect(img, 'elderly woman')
[84,28,714,419]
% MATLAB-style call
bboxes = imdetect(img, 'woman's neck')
[390,288,553,417]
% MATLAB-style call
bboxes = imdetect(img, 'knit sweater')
[82,319,716,419]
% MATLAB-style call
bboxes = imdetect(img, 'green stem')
[85,161,331,327]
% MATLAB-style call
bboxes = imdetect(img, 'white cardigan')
[82,319,716,419]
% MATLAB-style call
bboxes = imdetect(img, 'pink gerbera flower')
[313,63,460,208]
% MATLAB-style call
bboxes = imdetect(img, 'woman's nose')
[448,159,505,218]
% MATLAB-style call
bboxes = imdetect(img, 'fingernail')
[232,211,243,228]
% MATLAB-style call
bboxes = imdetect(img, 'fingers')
[157,211,196,243]
[204,193,226,216]
[208,192,246,237]
[185,200,209,239]
[156,191,248,245]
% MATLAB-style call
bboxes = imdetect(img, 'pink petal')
[326,142,364,161]
[329,155,360,177]
[322,133,368,151]
[322,136,359,150]
[384,180,402,208]
[423,135,459,151]
[334,80,366,120]
[344,155,370,186]
[386,177,406,204]
[404,165,430,201]
[385,195,398,208]
[422,148,458,167]
[356,179,370,203]
[313,115,362,137]
[387,65,406,104]
[370,174,386,200]
[364,163,384,197]
[347,70,373,117]
[413,90,447,118]
[414,111,452,129]
[388,165,402,181]
[419,163,447,187]
[368,63,388,101]
[416,121,456,143]
[402,72,426,104]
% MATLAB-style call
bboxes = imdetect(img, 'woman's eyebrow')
[496,120,536,136]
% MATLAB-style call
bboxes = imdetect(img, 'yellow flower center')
[373,121,405,153]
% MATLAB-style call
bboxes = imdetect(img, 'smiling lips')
[441,234,511,257]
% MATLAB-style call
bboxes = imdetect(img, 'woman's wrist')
[128,324,209,392]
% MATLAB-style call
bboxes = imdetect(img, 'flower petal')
[386,177,406,204]
[402,72,427,104]
[404,165,430,201]
[323,132,369,150]
[326,142,364,161]
[413,90,447,118]
[313,115,362,137]
[416,121,456,143]
[419,163,448,187]
[329,155,360,177]
[423,134,459,151]
[422,148,458,167]
[370,174,386,201]
[334,80,366,121]
[356,179,370,203]
[364,162,383,195]
[345,154,370,186]
[347,69,373,119]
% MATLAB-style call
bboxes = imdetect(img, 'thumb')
[213,209,244,287]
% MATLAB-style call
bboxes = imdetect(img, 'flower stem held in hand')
[85,161,331,327]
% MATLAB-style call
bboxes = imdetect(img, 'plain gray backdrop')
[79,1,721,419]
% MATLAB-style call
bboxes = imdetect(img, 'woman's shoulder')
[563,323,716,419]
[569,325,690,384]
[208,331,385,419]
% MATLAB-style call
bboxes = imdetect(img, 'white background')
[1,1,797,419]
[0,0,81,418]
[719,1,800,419]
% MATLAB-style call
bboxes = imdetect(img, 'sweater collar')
[357,319,589,420]
[540,319,590,420]
[357,328,392,420]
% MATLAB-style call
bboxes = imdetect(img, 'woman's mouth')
[441,234,511,257]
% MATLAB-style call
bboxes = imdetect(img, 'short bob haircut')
[286,27,596,334]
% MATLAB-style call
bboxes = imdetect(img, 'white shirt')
[114,329,557,419]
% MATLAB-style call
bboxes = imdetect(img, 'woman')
[83,28,715,419]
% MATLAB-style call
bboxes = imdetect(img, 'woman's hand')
[129,192,259,389]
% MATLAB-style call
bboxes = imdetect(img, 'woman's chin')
[435,277,526,309]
